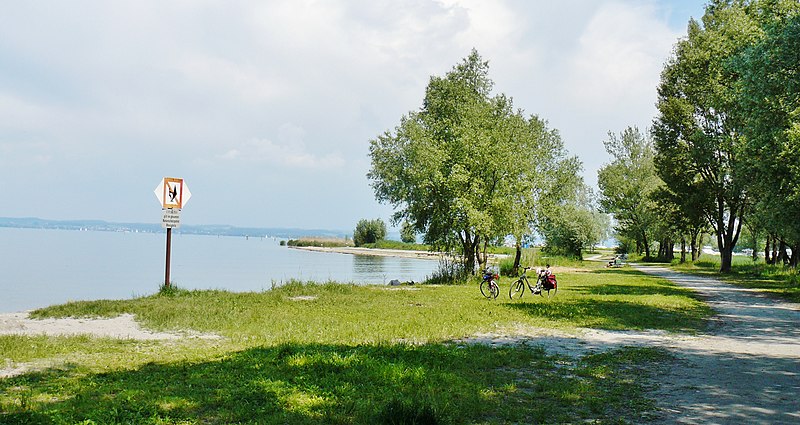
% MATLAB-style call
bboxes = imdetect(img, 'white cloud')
[0,0,705,227]
[170,55,288,104]
[564,1,681,110]
[219,123,345,170]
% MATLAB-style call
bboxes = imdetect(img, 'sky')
[0,0,707,231]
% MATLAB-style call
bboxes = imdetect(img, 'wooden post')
[164,227,172,287]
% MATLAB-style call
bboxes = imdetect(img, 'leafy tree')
[597,127,662,257]
[368,50,581,273]
[652,186,709,262]
[353,218,387,247]
[503,114,584,271]
[539,184,608,259]
[400,220,417,244]
[733,9,800,266]
[652,1,766,272]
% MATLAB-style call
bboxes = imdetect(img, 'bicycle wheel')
[480,280,493,299]
[540,282,557,298]
[489,280,499,299]
[509,279,525,300]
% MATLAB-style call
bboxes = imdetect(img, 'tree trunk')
[462,231,477,275]
[718,230,734,273]
[716,203,744,274]
[772,238,778,265]
[765,235,772,265]
[680,237,687,263]
[642,232,651,258]
[690,231,701,262]
[512,241,522,276]
[720,248,733,273]
[778,240,789,266]
[790,243,799,268]
[665,239,674,261]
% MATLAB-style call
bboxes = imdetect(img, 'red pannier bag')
[544,274,557,290]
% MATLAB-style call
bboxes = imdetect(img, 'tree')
[353,218,387,247]
[539,184,608,259]
[503,114,584,271]
[400,220,416,244]
[597,127,662,257]
[368,50,581,273]
[652,1,766,272]
[733,9,800,267]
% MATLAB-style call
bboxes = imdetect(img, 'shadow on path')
[634,265,800,425]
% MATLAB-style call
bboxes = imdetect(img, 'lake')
[0,227,441,313]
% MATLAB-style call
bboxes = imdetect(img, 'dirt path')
[633,265,800,424]
[0,313,221,378]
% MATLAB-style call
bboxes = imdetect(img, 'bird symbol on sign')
[168,184,178,203]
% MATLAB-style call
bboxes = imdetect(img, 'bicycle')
[508,266,557,299]
[480,268,500,299]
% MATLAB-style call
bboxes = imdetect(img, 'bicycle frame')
[509,266,557,299]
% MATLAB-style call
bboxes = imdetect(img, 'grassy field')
[1,267,711,424]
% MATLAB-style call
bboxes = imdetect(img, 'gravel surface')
[460,265,800,424]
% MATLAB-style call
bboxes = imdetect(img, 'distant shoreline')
[288,245,446,260]
[289,245,512,262]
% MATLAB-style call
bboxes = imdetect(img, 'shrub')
[423,257,469,285]
[353,218,387,246]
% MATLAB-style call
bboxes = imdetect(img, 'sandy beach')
[288,245,447,260]
[289,245,511,262]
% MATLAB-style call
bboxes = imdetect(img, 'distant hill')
[0,217,348,239]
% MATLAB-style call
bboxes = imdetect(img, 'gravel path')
[633,265,800,425]
[0,313,220,378]
[461,264,800,424]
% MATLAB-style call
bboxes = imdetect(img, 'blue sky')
[0,0,706,231]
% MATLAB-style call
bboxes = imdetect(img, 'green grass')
[1,268,709,423]
[0,341,670,424]
[671,253,800,302]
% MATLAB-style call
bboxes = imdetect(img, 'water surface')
[0,228,440,313]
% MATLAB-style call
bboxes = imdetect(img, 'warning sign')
[154,177,191,209]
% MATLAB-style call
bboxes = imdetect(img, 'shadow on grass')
[567,268,706,304]
[505,298,709,332]
[0,342,660,424]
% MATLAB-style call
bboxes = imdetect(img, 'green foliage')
[539,194,606,259]
[287,238,353,248]
[733,9,800,261]
[400,220,417,244]
[598,127,661,257]
[423,257,470,285]
[353,218,387,247]
[652,0,800,271]
[368,49,582,272]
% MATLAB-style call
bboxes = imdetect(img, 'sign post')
[154,177,191,288]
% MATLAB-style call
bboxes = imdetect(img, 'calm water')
[0,227,440,313]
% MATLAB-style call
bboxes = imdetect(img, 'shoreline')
[288,245,511,262]
[288,245,446,260]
